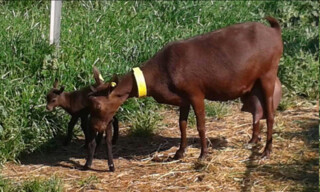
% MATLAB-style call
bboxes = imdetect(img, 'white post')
[50,0,62,46]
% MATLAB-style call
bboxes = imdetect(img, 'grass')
[0,176,63,192]
[77,175,99,190]
[187,101,231,128]
[205,101,230,120]
[125,99,162,137]
[0,1,318,165]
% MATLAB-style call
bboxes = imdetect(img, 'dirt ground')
[1,101,319,192]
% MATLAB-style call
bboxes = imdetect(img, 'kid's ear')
[89,82,111,97]
[53,79,59,88]
[93,67,103,85]
[53,85,64,95]
[89,85,97,93]
[59,86,65,93]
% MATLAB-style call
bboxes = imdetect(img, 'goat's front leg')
[111,117,119,145]
[64,116,78,146]
[83,127,96,170]
[95,132,103,152]
[80,115,89,147]
[174,104,190,159]
[105,123,115,172]
[191,97,208,159]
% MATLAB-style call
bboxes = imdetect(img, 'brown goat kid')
[86,17,283,171]
[46,79,119,147]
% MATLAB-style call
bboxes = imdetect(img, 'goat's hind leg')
[249,118,261,144]
[249,95,263,144]
[260,75,276,158]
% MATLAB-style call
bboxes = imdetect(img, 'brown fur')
[46,79,119,147]
[86,17,283,171]
[241,77,282,143]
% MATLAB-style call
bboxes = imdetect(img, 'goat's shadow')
[240,117,319,192]
[19,134,228,170]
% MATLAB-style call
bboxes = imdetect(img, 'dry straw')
[1,100,318,191]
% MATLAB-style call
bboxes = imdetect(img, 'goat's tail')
[265,16,281,33]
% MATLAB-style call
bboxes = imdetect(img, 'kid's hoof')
[173,150,184,160]
[82,165,90,170]
[109,166,115,172]
[82,162,92,170]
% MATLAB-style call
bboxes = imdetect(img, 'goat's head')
[88,67,120,132]
[46,79,65,111]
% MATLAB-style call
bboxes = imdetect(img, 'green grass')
[187,101,230,128]
[0,176,63,192]
[77,175,98,189]
[0,1,318,164]
[205,101,230,119]
[125,99,162,137]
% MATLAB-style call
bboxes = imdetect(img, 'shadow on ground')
[241,117,319,192]
[19,134,227,169]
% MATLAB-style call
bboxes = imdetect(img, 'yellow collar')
[133,67,147,97]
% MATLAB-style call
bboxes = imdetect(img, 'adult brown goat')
[86,17,283,171]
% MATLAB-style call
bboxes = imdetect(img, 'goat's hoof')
[173,151,184,160]
[198,152,208,160]
[248,137,261,144]
[261,150,271,159]
[109,166,115,172]
[82,165,90,170]
[82,162,92,170]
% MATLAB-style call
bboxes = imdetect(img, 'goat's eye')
[51,99,57,103]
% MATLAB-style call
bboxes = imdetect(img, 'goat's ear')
[58,86,65,94]
[93,67,103,85]
[53,79,59,88]
[89,85,96,93]
[53,85,64,95]
[89,83,110,96]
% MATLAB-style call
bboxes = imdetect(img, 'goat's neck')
[109,72,136,104]
[59,92,72,112]
[110,65,156,104]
